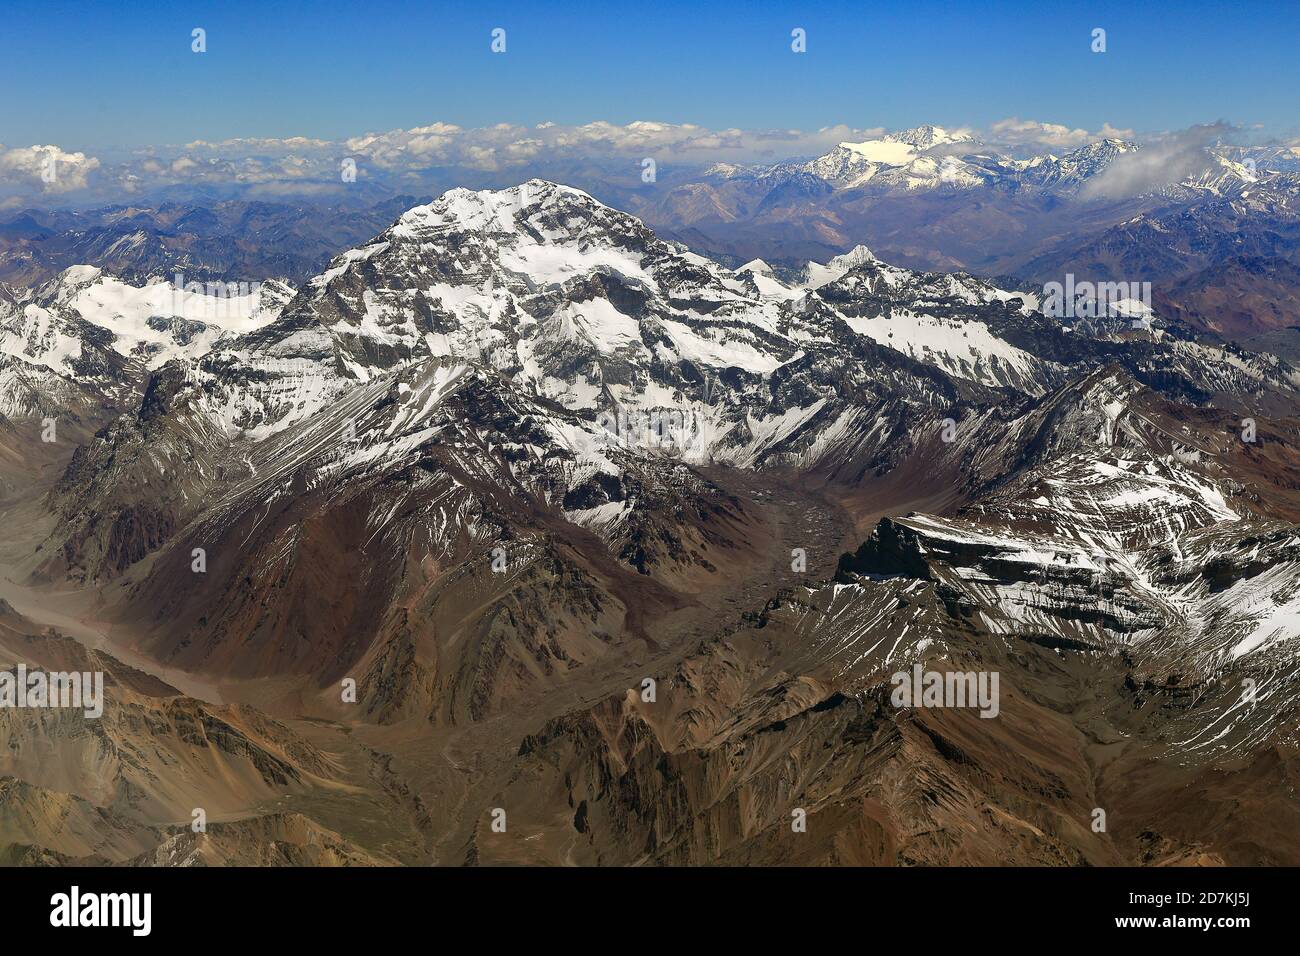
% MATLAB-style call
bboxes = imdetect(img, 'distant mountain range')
[611,126,1300,341]
[7,127,1300,346]
[0,195,429,288]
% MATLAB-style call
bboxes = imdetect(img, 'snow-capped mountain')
[705,129,1270,200]
[707,128,1152,196]
[0,265,293,431]
[885,124,977,149]
[797,126,997,191]
[44,179,1300,508]
[8,179,1300,866]
[1015,138,1142,191]
[11,267,291,369]
[631,127,1300,342]
[0,266,291,387]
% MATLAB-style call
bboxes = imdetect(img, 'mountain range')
[1,177,1298,865]
[12,125,1298,348]
[620,126,1300,343]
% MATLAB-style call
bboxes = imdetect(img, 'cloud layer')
[0,118,1281,205]
[987,118,1136,152]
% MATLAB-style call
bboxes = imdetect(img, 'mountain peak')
[828,243,876,270]
[736,258,775,276]
[392,179,608,239]
[803,243,876,288]
[883,125,977,149]
[38,264,106,304]
[1071,138,1141,158]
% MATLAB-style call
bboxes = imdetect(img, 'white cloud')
[183,136,332,152]
[985,118,1136,151]
[0,144,101,193]
[331,120,893,171]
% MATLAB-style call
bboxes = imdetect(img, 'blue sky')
[1,0,1296,151]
